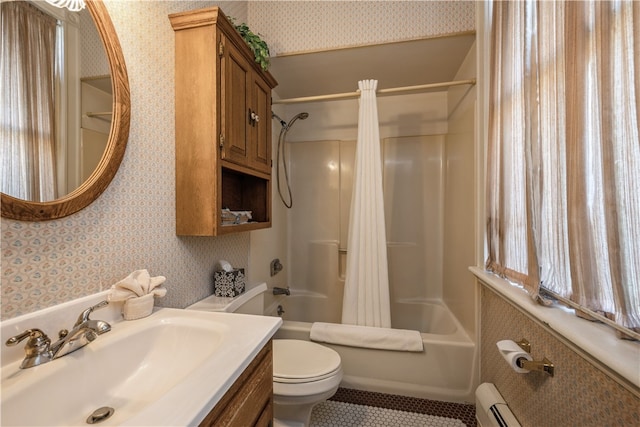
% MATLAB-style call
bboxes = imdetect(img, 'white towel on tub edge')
[310,322,423,352]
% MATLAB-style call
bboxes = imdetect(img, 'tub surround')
[442,44,477,339]
[272,291,463,336]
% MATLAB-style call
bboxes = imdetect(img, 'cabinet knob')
[249,110,260,126]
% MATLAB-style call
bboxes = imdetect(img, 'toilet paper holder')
[515,338,531,353]
[517,357,555,377]
[515,338,555,377]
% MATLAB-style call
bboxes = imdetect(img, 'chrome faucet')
[272,286,290,296]
[50,301,111,359]
[5,329,53,369]
[5,301,111,369]
[72,300,111,336]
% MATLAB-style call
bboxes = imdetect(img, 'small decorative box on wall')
[213,268,246,297]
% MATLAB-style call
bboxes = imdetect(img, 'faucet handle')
[74,300,109,327]
[6,328,49,347]
[6,329,53,369]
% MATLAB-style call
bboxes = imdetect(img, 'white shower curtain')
[341,80,391,328]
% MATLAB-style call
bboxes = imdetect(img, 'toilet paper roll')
[215,260,233,272]
[496,340,533,373]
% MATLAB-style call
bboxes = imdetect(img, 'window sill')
[470,266,640,391]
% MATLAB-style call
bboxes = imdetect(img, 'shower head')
[274,111,309,210]
[286,112,309,130]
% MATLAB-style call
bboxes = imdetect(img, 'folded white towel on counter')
[121,293,155,320]
[310,322,423,352]
[108,269,167,302]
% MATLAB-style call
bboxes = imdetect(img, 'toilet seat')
[273,339,342,384]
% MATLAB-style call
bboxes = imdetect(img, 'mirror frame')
[1,0,130,221]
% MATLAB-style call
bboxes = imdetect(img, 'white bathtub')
[266,293,477,403]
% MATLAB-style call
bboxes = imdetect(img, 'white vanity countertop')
[120,309,282,426]
[0,289,282,426]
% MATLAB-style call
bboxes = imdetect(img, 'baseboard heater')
[476,383,521,427]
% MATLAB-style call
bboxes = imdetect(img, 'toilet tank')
[187,283,267,315]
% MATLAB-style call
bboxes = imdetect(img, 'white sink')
[1,293,281,426]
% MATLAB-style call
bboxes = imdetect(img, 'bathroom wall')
[79,7,108,78]
[1,0,250,320]
[1,0,476,321]
[481,286,640,426]
[248,1,475,55]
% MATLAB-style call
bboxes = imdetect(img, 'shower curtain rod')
[272,78,476,105]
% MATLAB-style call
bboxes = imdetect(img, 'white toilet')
[272,339,343,427]
[186,284,343,427]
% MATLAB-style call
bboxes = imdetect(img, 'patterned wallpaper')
[80,7,109,78]
[1,0,475,320]
[0,0,249,320]
[248,1,476,55]
[481,286,640,426]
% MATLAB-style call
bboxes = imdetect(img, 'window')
[1,1,59,201]
[486,0,639,338]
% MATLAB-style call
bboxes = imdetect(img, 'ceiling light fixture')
[45,0,85,12]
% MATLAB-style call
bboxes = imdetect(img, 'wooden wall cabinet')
[169,7,277,236]
[199,341,273,427]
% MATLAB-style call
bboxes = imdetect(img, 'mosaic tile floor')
[310,388,477,427]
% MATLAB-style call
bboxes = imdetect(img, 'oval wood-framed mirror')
[1,0,130,221]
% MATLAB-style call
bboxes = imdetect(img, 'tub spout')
[273,286,290,296]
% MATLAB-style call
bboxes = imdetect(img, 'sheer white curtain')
[487,0,640,337]
[1,1,58,201]
[341,79,391,328]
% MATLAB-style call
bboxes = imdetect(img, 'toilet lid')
[273,339,341,383]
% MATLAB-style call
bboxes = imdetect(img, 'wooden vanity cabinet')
[169,7,277,236]
[199,341,273,427]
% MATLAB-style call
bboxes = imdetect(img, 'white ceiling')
[269,32,476,101]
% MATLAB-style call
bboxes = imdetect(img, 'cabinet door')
[248,74,272,174]
[220,34,251,167]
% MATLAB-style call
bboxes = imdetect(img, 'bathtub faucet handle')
[273,286,290,296]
